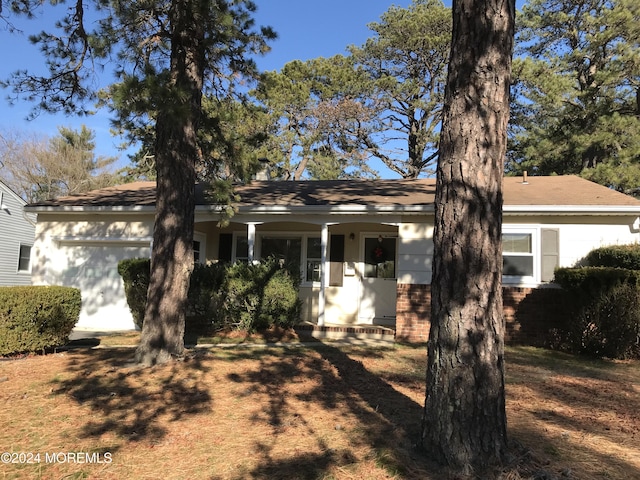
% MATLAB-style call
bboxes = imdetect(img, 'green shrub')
[569,283,640,359]
[0,286,81,355]
[117,258,150,330]
[552,267,640,359]
[583,244,640,270]
[554,267,640,295]
[118,257,301,334]
[186,262,227,334]
[224,258,301,332]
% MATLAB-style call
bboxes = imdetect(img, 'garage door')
[52,243,150,331]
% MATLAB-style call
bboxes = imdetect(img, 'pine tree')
[422,0,515,471]
[1,0,274,364]
[509,0,640,194]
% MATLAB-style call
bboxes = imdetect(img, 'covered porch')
[193,213,426,330]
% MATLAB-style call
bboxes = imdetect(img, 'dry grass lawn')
[0,339,638,480]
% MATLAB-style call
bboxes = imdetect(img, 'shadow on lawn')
[506,348,640,479]
[222,344,434,480]
[51,348,212,442]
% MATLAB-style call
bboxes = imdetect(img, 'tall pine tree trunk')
[135,0,205,366]
[422,0,515,471]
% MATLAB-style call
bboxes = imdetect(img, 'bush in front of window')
[224,257,301,332]
[0,286,81,356]
[552,267,640,359]
[582,243,640,270]
[118,257,301,334]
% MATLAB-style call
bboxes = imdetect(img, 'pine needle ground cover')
[0,344,638,479]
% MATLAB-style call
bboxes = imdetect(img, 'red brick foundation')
[395,284,432,342]
[396,283,566,345]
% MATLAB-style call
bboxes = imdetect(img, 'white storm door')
[358,235,397,324]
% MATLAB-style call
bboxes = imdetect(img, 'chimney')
[522,170,529,185]
[255,157,270,181]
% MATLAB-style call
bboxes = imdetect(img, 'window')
[193,240,201,264]
[193,233,206,264]
[261,236,302,273]
[305,237,322,282]
[503,232,534,278]
[364,236,396,279]
[232,233,324,284]
[235,236,249,263]
[17,244,32,272]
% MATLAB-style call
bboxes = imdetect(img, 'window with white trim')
[233,233,323,285]
[17,244,32,272]
[364,236,397,279]
[193,241,202,264]
[261,236,302,272]
[193,232,206,264]
[305,237,322,283]
[234,235,249,263]
[502,228,537,282]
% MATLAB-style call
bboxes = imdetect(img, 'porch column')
[318,223,329,326]
[247,222,257,263]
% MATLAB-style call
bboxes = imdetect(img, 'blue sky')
[0,1,412,173]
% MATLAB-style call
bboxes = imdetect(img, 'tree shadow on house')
[50,348,212,443]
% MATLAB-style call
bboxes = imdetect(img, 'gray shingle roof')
[25,175,640,210]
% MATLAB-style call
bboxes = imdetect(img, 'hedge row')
[0,286,81,356]
[582,244,640,270]
[552,266,640,359]
[554,266,640,293]
[118,258,301,333]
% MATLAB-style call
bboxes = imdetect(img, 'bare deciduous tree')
[0,126,119,202]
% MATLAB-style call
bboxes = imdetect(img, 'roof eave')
[504,205,640,215]
[25,203,640,216]
[232,204,434,215]
[24,205,157,214]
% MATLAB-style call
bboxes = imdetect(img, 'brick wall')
[396,284,432,342]
[396,283,566,345]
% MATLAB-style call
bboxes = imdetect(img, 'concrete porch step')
[295,323,396,342]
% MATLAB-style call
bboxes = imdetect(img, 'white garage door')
[51,243,150,331]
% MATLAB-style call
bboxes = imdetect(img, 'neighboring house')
[0,180,36,286]
[25,175,640,336]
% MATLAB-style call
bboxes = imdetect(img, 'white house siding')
[0,182,35,286]
[397,219,434,285]
[552,219,640,267]
[505,215,640,271]
[395,214,640,290]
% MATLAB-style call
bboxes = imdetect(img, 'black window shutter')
[329,234,345,286]
[218,233,233,263]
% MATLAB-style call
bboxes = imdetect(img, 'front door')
[358,235,397,325]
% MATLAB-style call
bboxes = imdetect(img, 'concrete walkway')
[68,329,138,341]
[67,327,395,349]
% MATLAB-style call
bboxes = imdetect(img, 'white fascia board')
[25,205,157,214]
[25,203,640,217]
[504,205,640,215]
[229,204,434,215]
